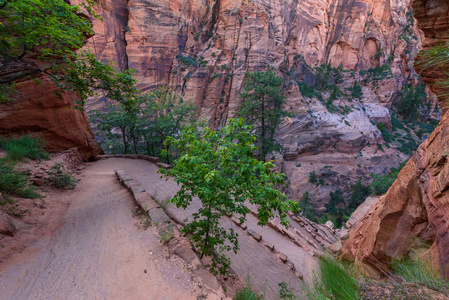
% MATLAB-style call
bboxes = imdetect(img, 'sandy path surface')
[106,158,313,299]
[0,160,198,300]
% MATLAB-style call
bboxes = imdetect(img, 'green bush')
[234,274,262,300]
[370,162,405,195]
[49,163,76,189]
[0,135,49,161]
[377,123,394,143]
[309,171,317,184]
[0,163,40,198]
[392,257,449,292]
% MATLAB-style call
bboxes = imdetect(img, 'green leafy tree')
[0,0,138,108]
[237,68,289,160]
[159,119,298,275]
[326,190,347,228]
[91,88,198,160]
[299,191,316,221]
[397,84,426,122]
[348,179,370,211]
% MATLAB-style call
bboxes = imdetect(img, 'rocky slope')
[82,0,439,210]
[342,0,449,279]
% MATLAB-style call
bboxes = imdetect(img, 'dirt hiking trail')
[0,160,202,300]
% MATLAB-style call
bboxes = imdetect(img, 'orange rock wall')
[342,0,449,279]
[0,77,102,160]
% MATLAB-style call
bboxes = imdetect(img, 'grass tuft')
[392,257,449,292]
[0,135,49,161]
[304,256,360,300]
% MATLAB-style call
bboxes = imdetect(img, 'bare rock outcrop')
[0,77,102,160]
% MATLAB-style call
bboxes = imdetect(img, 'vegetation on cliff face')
[159,118,298,275]
[0,0,137,109]
[237,68,290,161]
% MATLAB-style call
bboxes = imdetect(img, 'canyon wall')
[342,0,449,279]
[82,0,438,208]
[0,76,102,161]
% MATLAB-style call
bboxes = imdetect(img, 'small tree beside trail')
[158,118,298,275]
[237,68,290,161]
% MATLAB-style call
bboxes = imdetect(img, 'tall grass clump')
[305,256,360,300]
[392,257,449,292]
[0,135,49,161]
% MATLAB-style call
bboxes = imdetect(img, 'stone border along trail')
[0,158,225,300]
[97,156,339,299]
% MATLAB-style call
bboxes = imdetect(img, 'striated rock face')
[342,0,449,279]
[83,0,438,207]
[0,77,102,160]
[342,111,449,279]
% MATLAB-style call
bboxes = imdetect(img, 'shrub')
[377,123,394,143]
[370,162,405,195]
[0,135,49,161]
[309,171,317,184]
[234,274,262,300]
[279,281,295,299]
[158,224,175,244]
[0,163,40,198]
[49,163,76,189]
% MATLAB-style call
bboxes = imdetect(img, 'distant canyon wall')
[82,0,437,207]
[342,0,449,279]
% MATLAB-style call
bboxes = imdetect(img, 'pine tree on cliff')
[237,68,289,161]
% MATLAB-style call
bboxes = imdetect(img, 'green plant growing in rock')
[299,192,316,222]
[370,162,406,195]
[237,68,290,160]
[397,84,426,122]
[159,119,298,275]
[278,281,296,299]
[49,163,76,189]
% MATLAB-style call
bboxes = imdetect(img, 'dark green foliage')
[348,180,370,211]
[237,68,289,160]
[159,119,298,275]
[370,162,406,195]
[309,171,317,184]
[377,123,394,143]
[0,135,49,161]
[0,0,137,108]
[278,282,295,299]
[0,164,39,198]
[326,190,346,228]
[299,192,316,222]
[397,84,426,122]
[49,163,76,189]
[176,55,197,67]
[90,88,198,163]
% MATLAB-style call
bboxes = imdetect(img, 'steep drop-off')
[342,0,449,279]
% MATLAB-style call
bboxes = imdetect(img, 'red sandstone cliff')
[82,0,438,208]
[342,0,449,279]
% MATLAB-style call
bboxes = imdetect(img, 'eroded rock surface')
[83,0,438,206]
[342,0,449,279]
